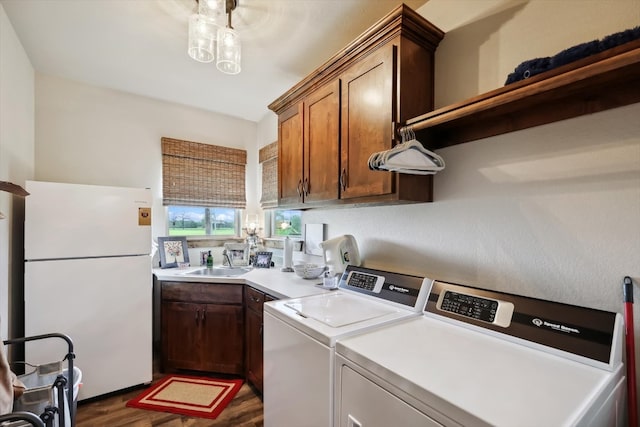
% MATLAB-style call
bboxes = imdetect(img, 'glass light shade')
[216,26,241,74]
[188,14,217,63]
[245,214,259,233]
[199,0,225,23]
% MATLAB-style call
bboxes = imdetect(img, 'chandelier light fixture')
[188,0,241,75]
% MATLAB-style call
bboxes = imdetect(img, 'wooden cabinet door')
[201,303,244,374]
[278,103,304,205]
[245,288,275,394]
[245,287,265,392]
[303,79,341,203]
[161,282,244,374]
[340,43,396,200]
[245,306,263,392]
[162,301,203,371]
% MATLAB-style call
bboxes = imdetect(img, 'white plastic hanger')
[368,127,445,175]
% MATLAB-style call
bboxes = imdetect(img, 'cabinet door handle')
[202,310,206,321]
[297,179,303,198]
[195,309,199,322]
[303,177,309,197]
[251,296,261,303]
[340,168,347,191]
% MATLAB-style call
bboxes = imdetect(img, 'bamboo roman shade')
[259,141,278,209]
[162,137,247,208]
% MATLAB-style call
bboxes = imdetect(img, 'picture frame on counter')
[254,251,273,268]
[223,242,250,266]
[158,236,190,268]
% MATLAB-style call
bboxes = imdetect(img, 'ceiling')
[1,0,429,122]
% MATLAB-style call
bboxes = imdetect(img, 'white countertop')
[153,265,329,299]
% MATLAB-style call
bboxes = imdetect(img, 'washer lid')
[285,293,394,327]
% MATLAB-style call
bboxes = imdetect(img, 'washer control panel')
[345,271,385,293]
[337,265,431,311]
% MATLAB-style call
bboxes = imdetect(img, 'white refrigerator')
[24,180,153,400]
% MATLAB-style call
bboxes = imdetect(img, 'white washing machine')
[335,280,627,427]
[264,265,433,427]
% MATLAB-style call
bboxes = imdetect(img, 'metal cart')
[0,333,77,427]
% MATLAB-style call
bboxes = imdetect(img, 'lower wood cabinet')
[244,286,276,393]
[161,281,244,375]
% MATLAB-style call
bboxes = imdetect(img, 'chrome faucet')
[222,249,235,268]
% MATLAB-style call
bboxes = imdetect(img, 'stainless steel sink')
[182,267,252,277]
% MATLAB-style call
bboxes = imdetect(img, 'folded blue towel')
[505,26,640,85]
[550,39,600,68]
[600,26,640,51]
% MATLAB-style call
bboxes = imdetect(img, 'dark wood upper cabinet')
[277,103,303,206]
[270,4,444,208]
[340,43,395,201]
[304,79,341,204]
[277,80,341,207]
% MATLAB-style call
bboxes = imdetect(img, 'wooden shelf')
[405,39,640,150]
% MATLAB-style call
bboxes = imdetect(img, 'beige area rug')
[126,374,243,419]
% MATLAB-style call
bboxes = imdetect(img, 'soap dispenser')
[206,250,214,267]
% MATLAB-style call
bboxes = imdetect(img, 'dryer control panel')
[425,280,620,368]
[437,290,514,328]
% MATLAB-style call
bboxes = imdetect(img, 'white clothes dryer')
[335,280,626,427]
[263,265,433,427]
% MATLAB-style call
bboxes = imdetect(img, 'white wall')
[302,0,640,410]
[35,73,258,242]
[0,4,34,339]
[257,113,277,150]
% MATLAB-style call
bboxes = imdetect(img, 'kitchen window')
[167,206,240,236]
[272,209,302,237]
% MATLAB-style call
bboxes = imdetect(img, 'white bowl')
[293,263,327,279]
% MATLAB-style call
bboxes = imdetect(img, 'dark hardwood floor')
[75,369,264,427]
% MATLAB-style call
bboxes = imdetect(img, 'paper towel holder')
[281,236,294,272]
